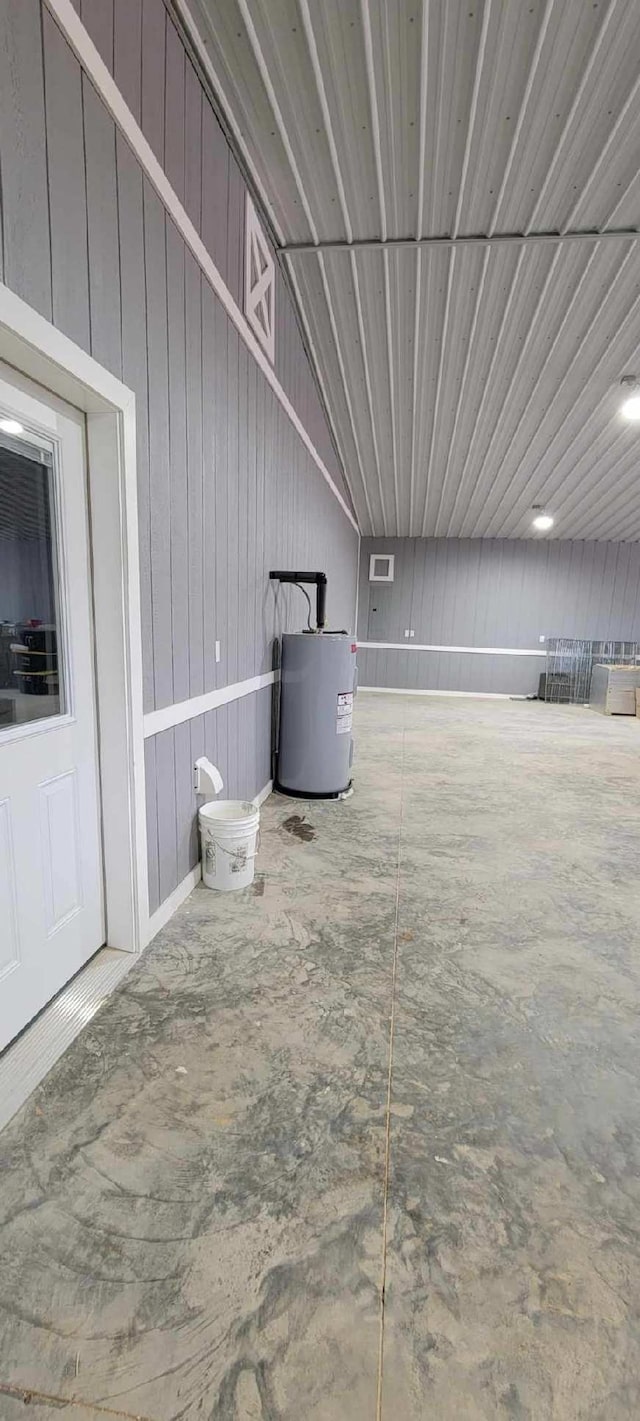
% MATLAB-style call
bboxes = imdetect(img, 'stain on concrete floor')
[280,814,316,842]
[1,695,640,1418]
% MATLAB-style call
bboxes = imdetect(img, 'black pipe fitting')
[269,570,328,630]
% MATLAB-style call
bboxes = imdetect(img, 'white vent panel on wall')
[369,553,395,583]
[244,194,275,363]
[39,770,83,937]
[0,799,20,979]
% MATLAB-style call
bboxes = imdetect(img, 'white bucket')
[199,800,260,892]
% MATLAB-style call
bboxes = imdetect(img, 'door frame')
[0,282,149,952]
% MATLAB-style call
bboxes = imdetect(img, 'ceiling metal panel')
[183,0,640,538]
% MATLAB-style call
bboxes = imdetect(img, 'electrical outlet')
[215,640,221,662]
[404,629,410,638]
[539,635,545,643]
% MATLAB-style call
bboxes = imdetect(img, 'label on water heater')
[336,691,353,734]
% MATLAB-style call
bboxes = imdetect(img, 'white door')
[0,368,104,1052]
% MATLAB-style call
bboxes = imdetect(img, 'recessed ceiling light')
[621,395,640,421]
[0,417,24,436]
[532,513,554,531]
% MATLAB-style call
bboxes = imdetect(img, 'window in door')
[0,427,65,732]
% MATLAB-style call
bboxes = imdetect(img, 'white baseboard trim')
[254,778,273,807]
[358,686,514,700]
[146,863,202,944]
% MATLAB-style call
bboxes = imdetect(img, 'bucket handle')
[201,827,261,860]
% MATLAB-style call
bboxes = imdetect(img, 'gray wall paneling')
[141,0,165,163]
[65,0,354,520]
[202,687,272,804]
[254,373,266,672]
[174,720,193,883]
[237,339,249,683]
[184,60,202,232]
[186,255,204,699]
[201,95,229,280]
[116,132,154,711]
[143,133,356,891]
[236,696,248,804]
[114,0,142,123]
[80,0,113,65]
[164,16,185,204]
[142,394,357,901]
[1,1,358,915]
[226,322,240,686]
[201,282,220,688]
[366,539,415,642]
[143,179,173,710]
[359,538,640,695]
[206,703,227,803]
[243,348,257,683]
[212,285,229,689]
[144,737,160,915]
[43,10,91,350]
[0,0,52,319]
[226,157,244,307]
[189,716,205,867]
[248,350,259,679]
[166,218,190,704]
[356,647,542,696]
[155,727,177,905]
[83,77,122,378]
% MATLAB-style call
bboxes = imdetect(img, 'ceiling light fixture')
[0,417,24,436]
[532,513,554,531]
[619,376,640,421]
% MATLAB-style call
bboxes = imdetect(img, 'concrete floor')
[2,694,640,1419]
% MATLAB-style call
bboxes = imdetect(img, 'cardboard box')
[591,664,640,715]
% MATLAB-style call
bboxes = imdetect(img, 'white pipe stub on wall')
[194,758,224,797]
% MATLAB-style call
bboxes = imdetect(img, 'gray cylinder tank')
[276,632,356,797]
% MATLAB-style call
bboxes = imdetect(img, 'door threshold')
[0,948,134,1134]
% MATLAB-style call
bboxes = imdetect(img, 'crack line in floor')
[0,1379,156,1420]
[375,706,408,1420]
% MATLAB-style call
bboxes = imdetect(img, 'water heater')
[270,571,356,799]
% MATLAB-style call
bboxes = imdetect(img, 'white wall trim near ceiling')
[143,671,278,739]
[44,0,359,536]
[359,642,546,657]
